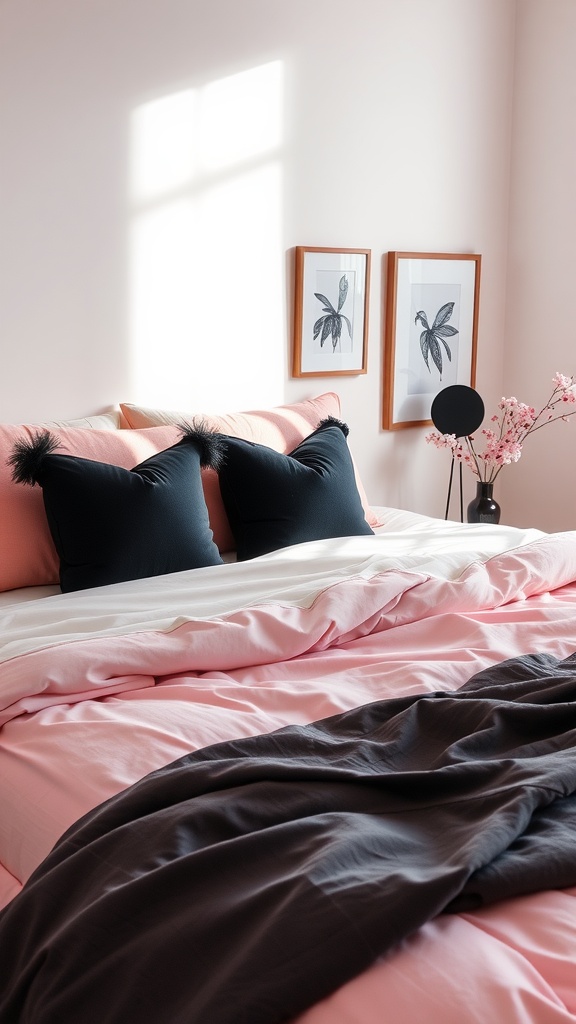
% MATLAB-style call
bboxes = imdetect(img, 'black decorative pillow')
[9,426,224,592]
[217,417,374,560]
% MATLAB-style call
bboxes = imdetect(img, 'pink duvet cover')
[1,510,576,1022]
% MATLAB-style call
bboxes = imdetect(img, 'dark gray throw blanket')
[2,651,576,1024]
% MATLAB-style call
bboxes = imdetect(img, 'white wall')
[501,0,576,531]
[0,0,518,519]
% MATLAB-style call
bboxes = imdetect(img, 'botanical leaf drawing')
[313,275,352,353]
[415,301,459,379]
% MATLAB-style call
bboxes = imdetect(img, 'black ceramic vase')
[466,481,501,525]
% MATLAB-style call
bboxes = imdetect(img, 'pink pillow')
[120,393,379,546]
[0,423,182,591]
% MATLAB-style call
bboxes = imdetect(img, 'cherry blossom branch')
[426,372,576,485]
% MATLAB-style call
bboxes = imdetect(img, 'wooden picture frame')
[292,246,370,377]
[382,252,481,429]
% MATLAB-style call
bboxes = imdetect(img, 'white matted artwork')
[292,247,370,377]
[383,252,481,429]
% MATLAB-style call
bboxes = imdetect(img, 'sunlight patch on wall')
[129,61,285,411]
[200,62,283,172]
[131,90,198,202]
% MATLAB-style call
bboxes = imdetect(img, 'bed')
[1,393,576,1024]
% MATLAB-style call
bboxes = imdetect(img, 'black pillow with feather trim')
[8,425,224,592]
[217,417,374,561]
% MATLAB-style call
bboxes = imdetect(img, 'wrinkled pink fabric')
[2,525,576,1022]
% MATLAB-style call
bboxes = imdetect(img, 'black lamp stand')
[430,385,485,524]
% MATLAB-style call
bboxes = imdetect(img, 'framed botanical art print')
[383,252,481,429]
[292,246,370,377]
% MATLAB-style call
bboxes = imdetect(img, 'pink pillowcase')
[0,424,182,591]
[120,393,380,548]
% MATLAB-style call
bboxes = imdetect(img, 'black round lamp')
[431,385,484,437]
[430,385,485,521]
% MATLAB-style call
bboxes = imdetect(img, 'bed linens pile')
[1,513,576,1023]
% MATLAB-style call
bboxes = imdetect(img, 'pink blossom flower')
[427,372,576,482]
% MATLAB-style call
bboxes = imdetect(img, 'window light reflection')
[129,61,284,409]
